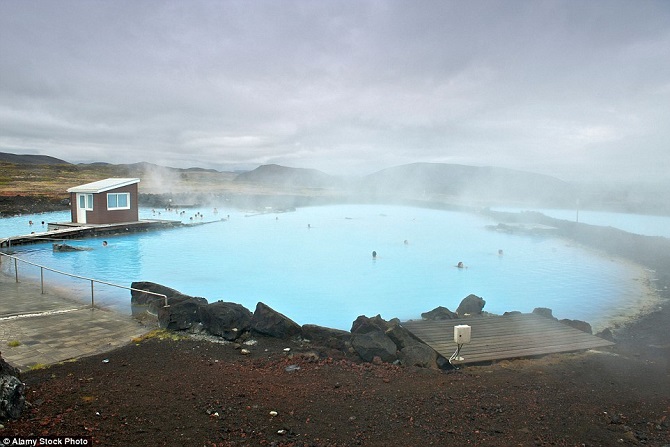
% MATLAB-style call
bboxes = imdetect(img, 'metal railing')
[0,252,168,309]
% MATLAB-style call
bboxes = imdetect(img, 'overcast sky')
[1,1,668,182]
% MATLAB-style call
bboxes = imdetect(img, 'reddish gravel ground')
[2,324,669,447]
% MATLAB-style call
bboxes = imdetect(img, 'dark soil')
[2,195,670,446]
[1,322,668,447]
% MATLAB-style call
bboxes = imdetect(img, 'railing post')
[3,253,165,313]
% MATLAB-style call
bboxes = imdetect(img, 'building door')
[76,193,93,223]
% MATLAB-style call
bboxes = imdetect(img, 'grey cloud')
[1,0,669,181]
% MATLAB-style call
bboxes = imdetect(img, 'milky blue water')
[1,205,657,331]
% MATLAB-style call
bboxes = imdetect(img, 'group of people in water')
[150,207,231,223]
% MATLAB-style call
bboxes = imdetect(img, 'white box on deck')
[454,325,471,344]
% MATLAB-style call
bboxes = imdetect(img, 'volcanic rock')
[560,319,593,334]
[421,306,458,320]
[384,321,423,350]
[251,302,301,339]
[157,297,208,330]
[199,301,253,341]
[596,327,615,342]
[131,281,201,313]
[350,331,398,363]
[532,307,556,319]
[0,354,25,420]
[301,324,350,350]
[456,294,486,317]
[351,314,390,334]
[398,343,439,369]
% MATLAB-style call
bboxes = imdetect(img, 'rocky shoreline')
[0,194,69,217]
[131,281,607,372]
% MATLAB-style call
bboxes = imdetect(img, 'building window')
[79,194,93,210]
[107,193,130,210]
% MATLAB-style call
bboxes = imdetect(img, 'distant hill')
[0,151,71,165]
[234,164,339,189]
[8,151,659,211]
[359,163,576,206]
[75,161,220,174]
[230,162,576,206]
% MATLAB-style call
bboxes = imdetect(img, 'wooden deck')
[0,220,183,248]
[402,313,614,364]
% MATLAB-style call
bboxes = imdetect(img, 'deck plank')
[402,313,614,364]
[1,219,183,247]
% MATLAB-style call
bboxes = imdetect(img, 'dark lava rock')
[398,343,439,369]
[251,302,302,339]
[199,301,253,341]
[0,354,25,420]
[351,314,390,334]
[301,324,350,350]
[157,297,208,331]
[560,319,593,334]
[131,281,200,314]
[456,294,486,317]
[385,322,423,350]
[596,327,615,342]
[532,307,556,319]
[421,306,458,320]
[350,331,397,363]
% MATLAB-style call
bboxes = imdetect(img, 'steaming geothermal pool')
[1,204,658,331]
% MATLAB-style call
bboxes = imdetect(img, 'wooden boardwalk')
[402,313,614,364]
[0,220,183,248]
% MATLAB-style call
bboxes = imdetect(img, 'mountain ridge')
[233,163,342,189]
[0,151,577,206]
[6,151,668,213]
[0,151,71,165]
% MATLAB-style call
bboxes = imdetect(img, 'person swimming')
[457,261,464,268]
[372,250,377,259]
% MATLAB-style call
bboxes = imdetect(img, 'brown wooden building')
[67,178,140,224]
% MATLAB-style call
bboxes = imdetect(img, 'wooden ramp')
[402,313,614,364]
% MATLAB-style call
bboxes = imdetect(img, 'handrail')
[0,252,168,309]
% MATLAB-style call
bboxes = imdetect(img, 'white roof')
[67,178,140,194]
